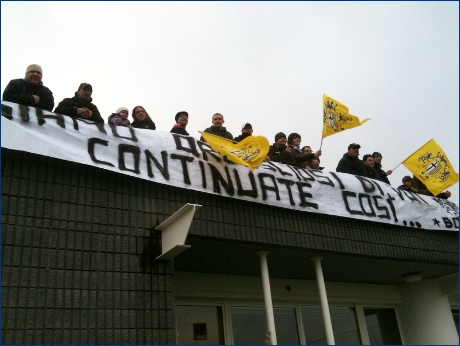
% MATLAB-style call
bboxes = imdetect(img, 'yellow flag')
[322,95,370,138]
[199,132,269,171]
[402,139,459,196]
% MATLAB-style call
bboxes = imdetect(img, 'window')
[301,306,360,344]
[363,308,402,344]
[231,306,300,344]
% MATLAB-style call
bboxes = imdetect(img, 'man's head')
[311,156,320,168]
[175,111,188,125]
[77,83,93,100]
[288,133,301,146]
[372,151,382,164]
[402,176,412,187]
[362,154,374,168]
[302,146,312,154]
[274,132,286,144]
[212,113,224,128]
[116,107,129,118]
[241,123,253,134]
[347,143,361,157]
[25,64,43,85]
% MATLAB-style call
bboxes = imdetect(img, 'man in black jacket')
[54,83,104,123]
[2,64,54,111]
[200,113,233,142]
[233,123,253,143]
[362,154,383,181]
[372,152,392,185]
[336,143,367,177]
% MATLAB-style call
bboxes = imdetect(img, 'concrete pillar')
[396,279,458,345]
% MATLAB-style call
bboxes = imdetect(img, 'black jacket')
[200,126,233,141]
[170,124,189,135]
[336,153,367,177]
[364,165,383,181]
[54,94,104,123]
[374,162,391,185]
[132,118,156,130]
[233,132,251,143]
[3,78,54,111]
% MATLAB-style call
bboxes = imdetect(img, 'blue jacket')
[336,153,367,177]
[2,78,54,111]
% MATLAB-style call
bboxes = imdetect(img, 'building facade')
[1,103,459,344]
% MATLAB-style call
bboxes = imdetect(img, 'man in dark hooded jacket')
[54,83,104,123]
[2,64,54,111]
[336,143,367,177]
[372,152,392,185]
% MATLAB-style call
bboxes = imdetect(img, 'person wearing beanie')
[108,107,131,127]
[200,113,233,142]
[285,132,321,168]
[170,111,189,135]
[54,83,104,123]
[2,63,54,111]
[233,123,253,143]
[267,132,288,162]
[371,151,392,185]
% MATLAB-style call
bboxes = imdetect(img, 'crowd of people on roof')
[2,64,452,200]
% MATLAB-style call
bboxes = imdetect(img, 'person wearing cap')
[398,176,417,193]
[54,83,104,123]
[372,152,392,185]
[285,133,322,168]
[362,154,383,181]
[336,143,367,177]
[411,175,451,199]
[200,113,233,142]
[267,132,289,162]
[170,111,189,135]
[2,64,54,111]
[233,123,253,143]
[108,107,131,127]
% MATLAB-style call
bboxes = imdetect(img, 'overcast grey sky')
[2,1,458,202]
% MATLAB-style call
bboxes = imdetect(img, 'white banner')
[1,101,458,231]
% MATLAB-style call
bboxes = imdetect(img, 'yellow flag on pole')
[322,95,370,138]
[199,132,269,171]
[402,139,459,196]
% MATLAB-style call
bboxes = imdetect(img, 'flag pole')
[391,162,403,171]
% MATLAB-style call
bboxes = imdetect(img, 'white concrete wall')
[396,279,459,345]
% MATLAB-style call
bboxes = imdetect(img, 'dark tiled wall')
[1,148,458,343]
[2,149,176,344]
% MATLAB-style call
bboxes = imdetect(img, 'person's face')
[25,70,42,85]
[364,157,374,167]
[403,179,412,187]
[242,127,253,134]
[212,114,224,127]
[177,114,188,126]
[134,107,147,121]
[291,137,301,146]
[348,147,360,157]
[311,158,319,167]
[302,146,312,154]
[119,110,129,118]
[373,155,382,164]
[77,87,92,100]
[277,137,287,145]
